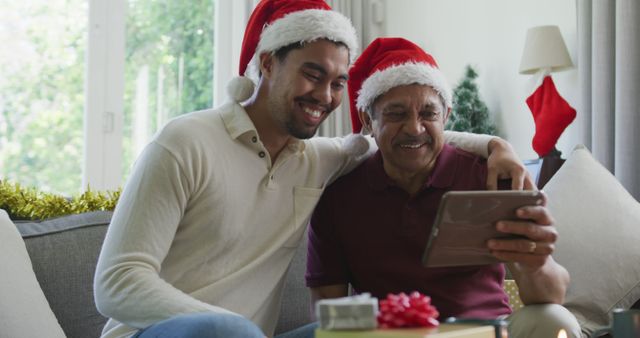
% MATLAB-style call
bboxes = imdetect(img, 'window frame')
[83,0,126,191]
[83,0,241,191]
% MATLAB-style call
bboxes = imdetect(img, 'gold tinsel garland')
[0,180,121,220]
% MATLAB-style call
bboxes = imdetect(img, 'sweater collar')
[220,103,305,152]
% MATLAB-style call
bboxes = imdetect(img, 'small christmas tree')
[445,65,498,135]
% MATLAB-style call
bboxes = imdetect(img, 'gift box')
[316,293,379,330]
[315,324,496,338]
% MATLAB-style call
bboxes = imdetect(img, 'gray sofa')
[15,211,312,338]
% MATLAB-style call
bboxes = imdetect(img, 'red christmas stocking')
[526,76,576,157]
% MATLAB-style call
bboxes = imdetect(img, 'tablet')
[421,190,544,268]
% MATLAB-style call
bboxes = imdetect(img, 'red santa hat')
[348,37,452,133]
[227,0,359,103]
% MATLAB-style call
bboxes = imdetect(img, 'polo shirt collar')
[220,102,305,152]
[366,143,458,191]
[426,143,458,188]
[220,102,257,140]
[366,151,396,191]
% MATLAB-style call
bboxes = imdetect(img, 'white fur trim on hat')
[356,62,452,113]
[226,76,255,103]
[245,8,358,84]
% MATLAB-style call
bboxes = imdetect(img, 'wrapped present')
[315,324,495,338]
[377,292,439,329]
[316,293,379,330]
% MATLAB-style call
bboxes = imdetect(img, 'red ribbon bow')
[377,292,440,328]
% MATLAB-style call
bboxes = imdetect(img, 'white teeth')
[303,107,322,118]
[400,143,423,149]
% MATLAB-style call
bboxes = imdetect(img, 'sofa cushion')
[544,145,640,336]
[275,228,313,334]
[16,211,113,338]
[0,209,66,338]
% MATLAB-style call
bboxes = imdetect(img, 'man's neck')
[244,100,292,163]
[383,161,436,196]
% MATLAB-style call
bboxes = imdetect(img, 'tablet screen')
[421,190,543,268]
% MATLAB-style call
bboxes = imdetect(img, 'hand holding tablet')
[422,190,545,268]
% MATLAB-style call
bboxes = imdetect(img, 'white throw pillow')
[544,145,640,336]
[0,209,66,338]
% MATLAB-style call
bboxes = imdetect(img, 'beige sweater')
[94,102,492,337]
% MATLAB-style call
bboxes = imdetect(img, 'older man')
[306,37,581,337]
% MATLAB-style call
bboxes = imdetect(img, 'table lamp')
[519,25,576,158]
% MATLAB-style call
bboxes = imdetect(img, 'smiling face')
[360,84,450,179]
[261,39,350,139]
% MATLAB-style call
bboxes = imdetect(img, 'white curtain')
[213,0,258,107]
[577,0,640,199]
[318,0,386,137]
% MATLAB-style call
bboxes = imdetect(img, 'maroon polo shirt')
[306,144,511,320]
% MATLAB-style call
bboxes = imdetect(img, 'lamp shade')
[519,25,573,75]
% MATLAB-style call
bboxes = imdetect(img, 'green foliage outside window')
[123,1,215,174]
[1,1,215,195]
[0,1,86,194]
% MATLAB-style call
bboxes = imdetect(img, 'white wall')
[384,0,578,160]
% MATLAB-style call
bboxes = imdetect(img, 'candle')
[557,329,567,338]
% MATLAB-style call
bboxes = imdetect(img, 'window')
[0,0,87,194]
[1,0,216,195]
[122,0,214,177]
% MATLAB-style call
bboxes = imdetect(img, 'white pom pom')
[226,76,255,102]
[342,133,370,157]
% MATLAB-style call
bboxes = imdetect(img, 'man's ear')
[358,109,373,135]
[259,52,275,79]
[443,107,452,123]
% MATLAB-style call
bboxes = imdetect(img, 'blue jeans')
[133,312,318,338]
[274,322,317,338]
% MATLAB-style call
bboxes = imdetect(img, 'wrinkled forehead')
[372,84,445,112]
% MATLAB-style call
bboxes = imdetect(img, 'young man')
[306,37,581,338]
[94,1,531,337]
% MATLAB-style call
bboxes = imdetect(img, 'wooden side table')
[315,323,495,338]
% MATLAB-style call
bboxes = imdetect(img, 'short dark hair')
[272,39,350,64]
[273,42,305,62]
